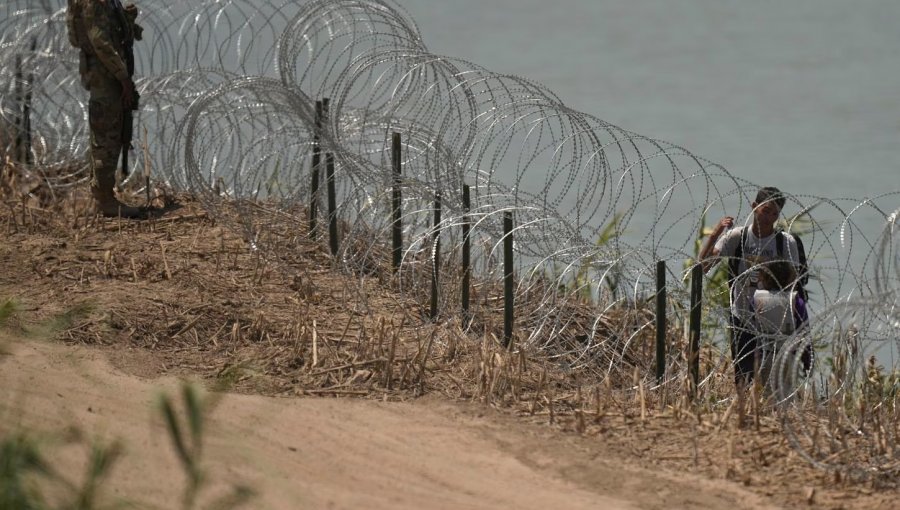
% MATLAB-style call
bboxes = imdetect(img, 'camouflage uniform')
[67,0,142,216]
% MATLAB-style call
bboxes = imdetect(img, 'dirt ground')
[3,334,783,510]
[1,181,897,509]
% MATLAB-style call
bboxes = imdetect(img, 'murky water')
[403,0,899,365]
[404,0,899,201]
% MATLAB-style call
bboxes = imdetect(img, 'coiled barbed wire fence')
[2,0,898,480]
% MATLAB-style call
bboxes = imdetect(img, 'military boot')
[91,186,145,219]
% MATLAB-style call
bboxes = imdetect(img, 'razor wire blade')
[2,0,898,478]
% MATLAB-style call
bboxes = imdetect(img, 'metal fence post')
[391,132,402,272]
[430,193,441,320]
[689,263,703,393]
[23,38,35,165]
[461,184,471,322]
[655,260,667,383]
[14,53,23,163]
[503,211,514,348]
[326,152,338,256]
[309,100,323,239]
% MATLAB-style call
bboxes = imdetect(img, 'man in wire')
[699,186,802,388]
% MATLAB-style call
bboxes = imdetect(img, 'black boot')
[91,186,145,219]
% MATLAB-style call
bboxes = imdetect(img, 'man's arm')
[699,216,734,273]
[84,1,134,108]
[84,2,128,82]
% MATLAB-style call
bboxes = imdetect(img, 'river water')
[403,0,899,201]
[401,0,899,365]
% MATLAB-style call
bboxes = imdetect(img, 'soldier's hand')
[124,3,144,41]
[121,79,135,110]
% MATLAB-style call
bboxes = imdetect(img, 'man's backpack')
[727,227,809,300]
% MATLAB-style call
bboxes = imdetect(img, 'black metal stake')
[655,260,667,384]
[309,100,323,239]
[23,39,35,165]
[461,184,471,322]
[430,193,441,320]
[391,132,402,272]
[503,211,514,348]
[326,152,338,256]
[689,263,703,394]
[14,53,23,164]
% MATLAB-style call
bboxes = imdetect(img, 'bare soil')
[1,177,897,509]
[3,335,778,510]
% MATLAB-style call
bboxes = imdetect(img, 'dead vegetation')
[1,156,898,510]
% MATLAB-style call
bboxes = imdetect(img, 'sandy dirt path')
[0,335,779,510]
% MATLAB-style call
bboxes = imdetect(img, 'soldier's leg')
[88,77,122,197]
[88,77,142,218]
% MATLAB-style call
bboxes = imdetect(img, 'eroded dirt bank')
[1,186,896,509]
[2,335,784,510]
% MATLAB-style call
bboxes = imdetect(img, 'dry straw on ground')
[1,162,897,509]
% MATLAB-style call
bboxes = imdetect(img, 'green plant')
[775,205,818,237]
[0,432,52,510]
[0,431,125,510]
[553,212,624,302]
[0,298,20,355]
[158,383,253,510]
[213,362,259,392]
[683,213,729,310]
[589,211,625,297]
[0,298,19,327]
[0,381,253,510]
[264,156,283,199]
[46,302,95,333]
[862,357,900,410]
[71,440,125,510]
[673,213,730,351]
[0,301,98,345]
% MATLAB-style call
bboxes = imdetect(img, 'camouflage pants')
[87,71,123,193]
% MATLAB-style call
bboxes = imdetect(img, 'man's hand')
[121,78,135,110]
[712,216,735,238]
[699,215,734,273]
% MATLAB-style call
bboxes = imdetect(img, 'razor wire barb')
[1,0,898,480]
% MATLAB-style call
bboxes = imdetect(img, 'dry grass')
[1,159,898,509]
